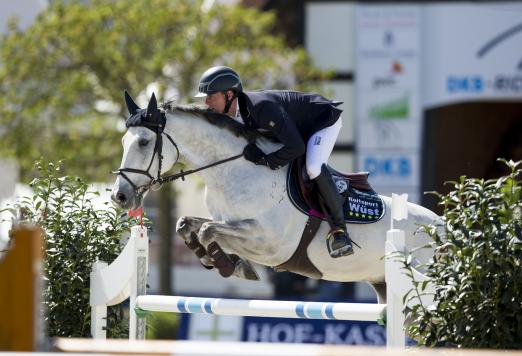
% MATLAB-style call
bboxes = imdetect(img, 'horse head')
[111,91,179,209]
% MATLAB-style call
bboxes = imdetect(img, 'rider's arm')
[257,103,305,169]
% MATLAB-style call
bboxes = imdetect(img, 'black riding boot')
[314,164,354,258]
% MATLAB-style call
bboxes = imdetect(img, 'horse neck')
[165,111,246,169]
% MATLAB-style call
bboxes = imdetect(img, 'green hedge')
[145,312,180,340]
[403,159,522,348]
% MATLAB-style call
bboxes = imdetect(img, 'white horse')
[112,93,438,303]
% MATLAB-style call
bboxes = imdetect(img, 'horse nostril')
[116,192,127,203]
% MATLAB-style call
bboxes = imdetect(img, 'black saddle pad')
[286,160,386,224]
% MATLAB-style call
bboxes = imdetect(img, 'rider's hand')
[243,143,266,166]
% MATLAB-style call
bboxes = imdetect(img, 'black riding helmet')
[195,66,243,113]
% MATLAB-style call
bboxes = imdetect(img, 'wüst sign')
[177,313,387,345]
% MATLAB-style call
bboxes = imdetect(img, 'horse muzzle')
[111,180,143,210]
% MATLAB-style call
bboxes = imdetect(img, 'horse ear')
[125,90,141,114]
[147,92,158,118]
[147,93,159,122]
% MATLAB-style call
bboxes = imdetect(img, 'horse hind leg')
[198,219,264,281]
[230,254,260,281]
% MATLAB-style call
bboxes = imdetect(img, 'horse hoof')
[217,265,234,278]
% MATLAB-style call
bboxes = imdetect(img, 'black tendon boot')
[314,164,354,258]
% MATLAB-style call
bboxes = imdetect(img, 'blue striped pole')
[135,295,385,322]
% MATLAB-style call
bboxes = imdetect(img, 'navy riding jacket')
[237,90,343,169]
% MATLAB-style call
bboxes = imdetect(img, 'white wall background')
[306,2,356,72]
[305,2,357,174]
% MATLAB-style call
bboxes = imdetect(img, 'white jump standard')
[135,295,386,322]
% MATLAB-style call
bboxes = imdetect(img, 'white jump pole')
[135,295,386,321]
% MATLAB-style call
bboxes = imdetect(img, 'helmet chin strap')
[223,91,238,114]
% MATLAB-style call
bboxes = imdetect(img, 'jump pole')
[135,295,386,321]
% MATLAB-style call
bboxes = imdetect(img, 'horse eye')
[138,138,149,147]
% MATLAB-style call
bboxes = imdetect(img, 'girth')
[273,215,323,279]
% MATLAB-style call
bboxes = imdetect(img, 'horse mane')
[162,102,267,144]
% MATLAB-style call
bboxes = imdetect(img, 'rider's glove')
[243,143,282,170]
[243,143,268,166]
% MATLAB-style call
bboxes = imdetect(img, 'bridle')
[113,109,242,198]
[112,109,180,196]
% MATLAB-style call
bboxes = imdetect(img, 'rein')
[156,153,244,184]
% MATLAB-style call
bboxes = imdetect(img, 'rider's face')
[205,92,227,113]
[205,90,235,115]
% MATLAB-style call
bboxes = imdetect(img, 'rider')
[195,66,353,258]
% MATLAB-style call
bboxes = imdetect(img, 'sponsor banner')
[422,4,522,107]
[358,150,420,188]
[357,88,420,121]
[355,4,422,195]
[355,5,421,94]
[243,317,385,345]
[356,120,421,150]
[178,313,386,345]
[357,57,420,91]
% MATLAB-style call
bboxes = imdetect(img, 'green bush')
[3,160,139,338]
[145,312,180,340]
[403,159,522,348]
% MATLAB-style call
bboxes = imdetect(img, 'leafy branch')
[399,159,522,348]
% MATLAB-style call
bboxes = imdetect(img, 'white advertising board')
[355,5,422,196]
[357,149,420,188]
[422,3,522,108]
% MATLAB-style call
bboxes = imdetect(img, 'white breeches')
[306,118,342,179]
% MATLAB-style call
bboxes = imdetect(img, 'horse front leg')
[176,216,214,269]
[176,216,260,280]
[198,219,268,281]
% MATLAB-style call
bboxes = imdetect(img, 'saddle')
[274,157,385,279]
[287,157,385,223]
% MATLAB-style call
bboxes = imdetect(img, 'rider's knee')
[306,164,321,180]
